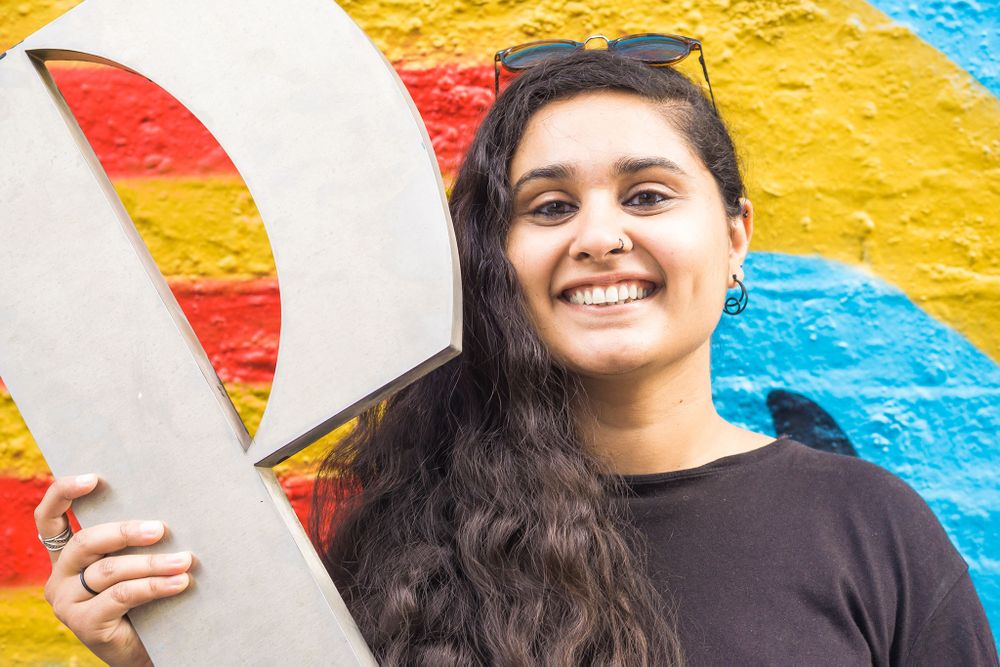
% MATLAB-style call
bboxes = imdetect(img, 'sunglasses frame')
[493,32,716,111]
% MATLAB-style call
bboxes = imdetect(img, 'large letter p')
[0,0,460,664]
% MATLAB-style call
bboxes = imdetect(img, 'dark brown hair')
[312,50,746,666]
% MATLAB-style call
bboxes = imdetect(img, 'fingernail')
[76,474,97,486]
[166,573,189,587]
[140,521,163,538]
[166,552,190,567]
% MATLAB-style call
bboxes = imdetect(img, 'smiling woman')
[306,51,997,664]
[500,64,770,475]
[33,49,998,667]
[506,91,745,393]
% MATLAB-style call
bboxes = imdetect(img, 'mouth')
[559,279,660,307]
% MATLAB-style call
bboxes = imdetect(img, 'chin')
[561,352,653,379]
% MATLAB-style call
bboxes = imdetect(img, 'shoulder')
[775,437,967,572]
[776,439,988,660]
[777,437,938,509]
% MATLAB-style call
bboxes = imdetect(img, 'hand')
[34,474,194,666]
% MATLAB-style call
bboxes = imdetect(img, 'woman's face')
[505,90,750,379]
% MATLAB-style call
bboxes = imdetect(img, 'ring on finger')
[38,525,73,552]
[80,568,100,597]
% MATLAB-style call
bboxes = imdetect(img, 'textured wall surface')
[867,0,998,96]
[0,0,997,662]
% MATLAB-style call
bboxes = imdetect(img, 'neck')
[576,339,731,475]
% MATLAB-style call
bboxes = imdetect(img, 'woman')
[33,46,997,665]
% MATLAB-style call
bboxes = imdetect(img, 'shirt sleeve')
[903,567,999,666]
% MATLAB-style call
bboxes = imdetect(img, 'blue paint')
[712,251,1000,635]
[867,0,999,97]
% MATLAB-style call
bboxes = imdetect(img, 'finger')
[56,520,167,576]
[34,474,99,565]
[88,573,191,619]
[80,552,193,596]
[34,474,99,536]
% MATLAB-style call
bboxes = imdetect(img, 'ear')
[728,198,754,287]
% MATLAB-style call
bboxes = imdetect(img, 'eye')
[530,200,577,220]
[624,190,671,208]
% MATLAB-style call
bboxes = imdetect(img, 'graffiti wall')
[1,0,996,662]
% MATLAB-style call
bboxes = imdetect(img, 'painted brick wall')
[1,0,997,662]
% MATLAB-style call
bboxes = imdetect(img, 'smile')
[560,280,659,306]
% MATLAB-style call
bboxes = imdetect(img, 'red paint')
[0,477,56,585]
[49,63,492,178]
[0,475,315,585]
[50,67,237,176]
[280,475,317,532]
[0,279,277,393]
[396,64,494,175]
[172,279,280,384]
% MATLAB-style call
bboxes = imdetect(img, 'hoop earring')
[724,274,748,315]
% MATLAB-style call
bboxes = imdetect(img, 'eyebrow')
[612,156,689,178]
[511,163,574,198]
[511,156,689,198]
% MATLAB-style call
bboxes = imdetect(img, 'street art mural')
[1,0,997,661]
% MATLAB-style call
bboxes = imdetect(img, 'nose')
[567,199,629,261]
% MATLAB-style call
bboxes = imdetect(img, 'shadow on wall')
[711,251,1000,633]
[767,389,858,457]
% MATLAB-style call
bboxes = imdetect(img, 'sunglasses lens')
[503,42,579,70]
[614,35,691,63]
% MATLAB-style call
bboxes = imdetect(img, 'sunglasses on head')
[493,32,716,111]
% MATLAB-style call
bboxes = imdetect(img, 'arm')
[901,566,998,665]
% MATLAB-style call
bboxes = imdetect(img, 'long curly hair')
[312,50,745,666]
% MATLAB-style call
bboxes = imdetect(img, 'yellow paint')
[0,0,79,52]
[0,386,346,478]
[114,178,275,279]
[218,385,353,479]
[3,1,998,661]
[0,587,103,666]
[5,0,997,361]
[0,392,42,479]
[338,0,1000,361]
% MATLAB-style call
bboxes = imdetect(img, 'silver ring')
[617,237,625,251]
[38,525,73,552]
[80,569,99,596]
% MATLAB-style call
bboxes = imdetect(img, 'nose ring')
[617,237,625,251]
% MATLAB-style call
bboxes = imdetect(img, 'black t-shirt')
[612,436,998,666]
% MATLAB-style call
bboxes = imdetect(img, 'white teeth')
[564,281,657,306]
